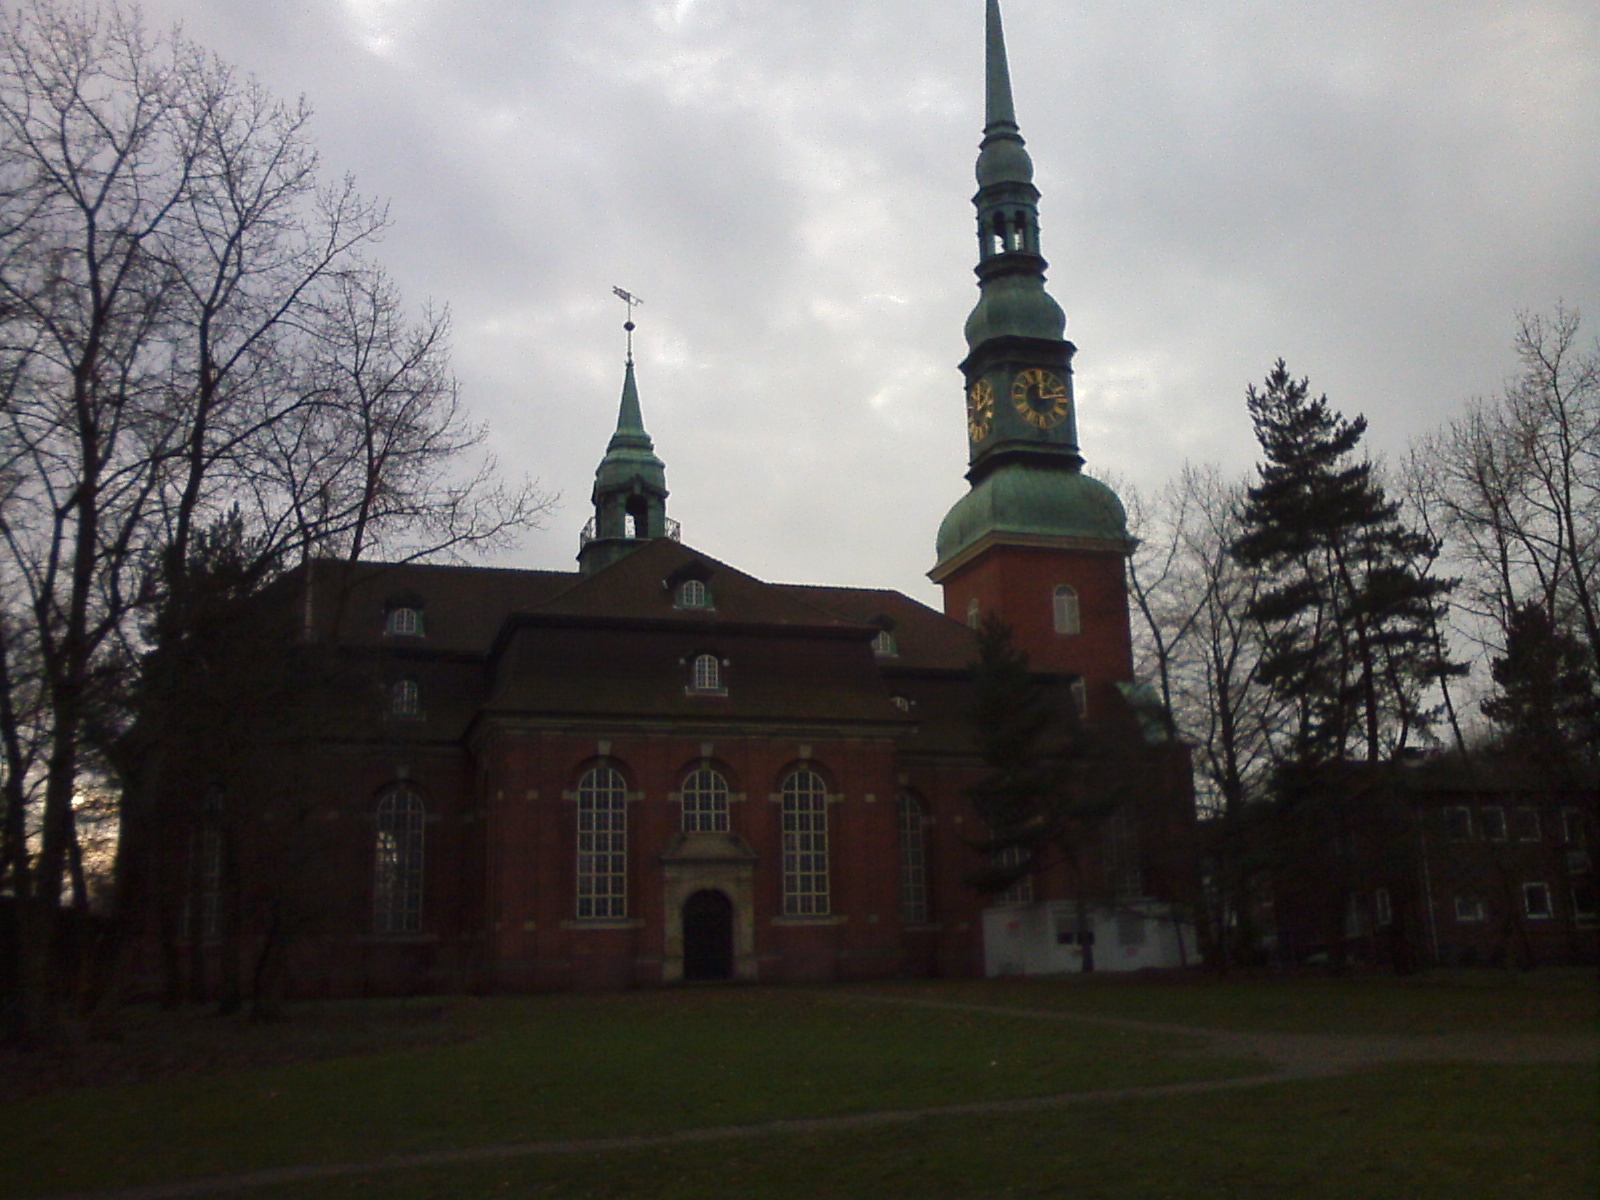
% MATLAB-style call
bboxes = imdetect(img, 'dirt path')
[29,994,1598,1200]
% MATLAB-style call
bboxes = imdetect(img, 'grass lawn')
[2,987,1255,1198]
[864,966,1600,1034]
[273,1063,1598,1200]
[2,972,1594,1199]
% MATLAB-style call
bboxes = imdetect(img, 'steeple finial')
[612,285,643,364]
[985,0,1017,134]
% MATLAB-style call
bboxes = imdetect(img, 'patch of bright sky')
[340,0,422,59]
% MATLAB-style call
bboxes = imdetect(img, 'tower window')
[966,597,980,628]
[1053,585,1080,635]
[678,579,708,608]
[690,653,724,694]
[872,630,897,657]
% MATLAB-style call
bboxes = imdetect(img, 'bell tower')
[931,0,1134,716]
[578,305,674,575]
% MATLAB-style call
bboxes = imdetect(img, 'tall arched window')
[898,793,929,924]
[781,768,830,916]
[690,653,723,693]
[375,789,425,933]
[1053,585,1080,635]
[680,767,730,833]
[966,597,981,628]
[576,765,628,918]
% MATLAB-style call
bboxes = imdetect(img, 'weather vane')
[612,286,643,363]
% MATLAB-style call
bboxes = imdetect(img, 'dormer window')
[389,678,421,718]
[385,606,423,637]
[678,579,708,609]
[872,629,897,657]
[689,653,724,694]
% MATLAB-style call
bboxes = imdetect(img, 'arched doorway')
[682,889,734,981]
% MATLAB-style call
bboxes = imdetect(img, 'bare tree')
[0,2,548,1035]
[1421,305,1599,678]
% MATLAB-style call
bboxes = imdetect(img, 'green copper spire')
[579,309,673,574]
[934,1,1129,580]
[964,1,1065,353]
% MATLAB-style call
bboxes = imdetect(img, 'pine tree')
[1482,603,1599,782]
[1231,361,1458,770]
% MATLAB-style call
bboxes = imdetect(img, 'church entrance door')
[682,890,734,981]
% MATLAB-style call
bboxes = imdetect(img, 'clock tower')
[931,0,1135,716]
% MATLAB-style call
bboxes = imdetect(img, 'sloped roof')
[304,559,579,653]
[518,538,866,633]
[774,583,979,671]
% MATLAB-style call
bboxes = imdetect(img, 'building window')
[993,844,1033,907]
[1480,806,1506,842]
[781,768,830,916]
[966,597,980,628]
[678,579,708,608]
[385,606,423,636]
[1453,895,1485,923]
[1572,880,1597,925]
[1511,807,1541,842]
[872,629,897,657]
[898,793,929,925]
[891,695,912,713]
[576,766,628,919]
[389,678,421,717]
[1561,808,1588,847]
[680,767,729,833]
[375,789,425,934]
[689,653,724,694]
[1375,887,1392,927]
[1522,882,1552,919]
[1053,585,1080,635]
[1443,806,1472,842]
[1070,678,1088,720]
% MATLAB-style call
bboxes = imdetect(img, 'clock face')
[966,378,995,441]
[1011,368,1071,429]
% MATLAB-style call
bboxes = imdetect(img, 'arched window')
[389,678,421,717]
[1053,585,1080,635]
[690,653,723,693]
[385,606,422,636]
[678,579,708,608]
[576,765,628,918]
[781,768,830,916]
[966,597,980,628]
[375,789,425,933]
[898,793,929,924]
[1070,677,1088,719]
[872,629,897,657]
[680,767,730,833]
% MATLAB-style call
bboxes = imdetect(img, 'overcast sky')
[133,0,1600,606]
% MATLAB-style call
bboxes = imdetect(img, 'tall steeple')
[932,1,1134,707]
[578,309,673,575]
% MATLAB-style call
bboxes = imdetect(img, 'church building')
[149,1,1199,998]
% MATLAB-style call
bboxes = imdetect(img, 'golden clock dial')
[966,378,995,441]
[1011,367,1071,429]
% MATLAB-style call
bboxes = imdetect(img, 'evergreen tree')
[1231,361,1459,770]
[1481,602,1599,781]
[963,617,1127,970]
